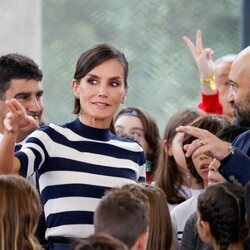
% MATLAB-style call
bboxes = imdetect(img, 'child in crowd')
[171,115,231,243]
[114,106,161,183]
[0,175,42,250]
[94,184,150,250]
[154,108,204,210]
[197,183,248,250]
[72,233,129,250]
[140,184,174,250]
[180,122,247,250]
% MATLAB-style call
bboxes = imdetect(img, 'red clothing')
[198,90,223,115]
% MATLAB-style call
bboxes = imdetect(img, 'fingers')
[176,126,209,140]
[183,36,196,58]
[184,138,204,157]
[4,112,17,133]
[4,98,36,133]
[6,98,26,115]
[196,30,203,52]
[26,115,38,127]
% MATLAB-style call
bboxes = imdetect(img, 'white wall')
[0,0,42,64]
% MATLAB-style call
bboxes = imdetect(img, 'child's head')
[114,106,161,182]
[154,108,203,204]
[183,115,231,187]
[94,184,150,249]
[197,183,248,250]
[140,184,173,250]
[73,233,129,250]
[0,175,42,250]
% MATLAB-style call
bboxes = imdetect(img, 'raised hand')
[4,99,38,134]
[183,30,215,81]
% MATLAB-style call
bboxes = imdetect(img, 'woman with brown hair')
[0,43,146,249]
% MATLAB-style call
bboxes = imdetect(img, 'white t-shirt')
[168,185,203,211]
[171,191,204,243]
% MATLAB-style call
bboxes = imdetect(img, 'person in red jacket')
[183,30,236,119]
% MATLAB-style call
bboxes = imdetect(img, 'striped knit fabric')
[15,118,146,240]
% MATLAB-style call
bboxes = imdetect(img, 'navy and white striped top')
[15,118,146,240]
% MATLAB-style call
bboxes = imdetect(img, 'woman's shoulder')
[110,133,144,152]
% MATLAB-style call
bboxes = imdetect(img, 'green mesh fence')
[43,0,241,133]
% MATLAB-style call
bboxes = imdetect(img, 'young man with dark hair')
[0,53,44,143]
[94,184,150,250]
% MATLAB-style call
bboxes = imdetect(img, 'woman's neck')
[78,115,111,129]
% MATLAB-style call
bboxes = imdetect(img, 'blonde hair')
[0,175,42,250]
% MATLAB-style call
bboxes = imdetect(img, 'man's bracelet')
[200,75,217,91]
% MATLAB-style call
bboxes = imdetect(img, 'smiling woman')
[72,58,127,128]
[0,43,146,250]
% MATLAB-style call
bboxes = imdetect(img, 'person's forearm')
[0,131,17,174]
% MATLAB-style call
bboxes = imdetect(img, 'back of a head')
[0,175,42,250]
[198,183,248,250]
[94,184,150,248]
[0,53,43,98]
[141,184,173,250]
[214,54,237,65]
[73,233,129,250]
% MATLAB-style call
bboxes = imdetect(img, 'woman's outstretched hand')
[4,99,38,134]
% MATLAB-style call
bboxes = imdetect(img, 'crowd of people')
[0,29,249,250]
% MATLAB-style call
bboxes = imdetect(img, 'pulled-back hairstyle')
[114,106,161,181]
[197,183,248,250]
[94,184,150,248]
[141,184,173,250]
[183,115,231,183]
[0,53,43,99]
[73,43,128,115]
[72,233,129,250]
[0,175,42,250]
[154,108,203,204]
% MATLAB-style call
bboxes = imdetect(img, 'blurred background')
[0,0,247,133]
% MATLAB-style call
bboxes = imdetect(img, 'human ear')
[200,220,210,237]
[163,139,172,156]
[72,79,80,98]
[121,88,128,104]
